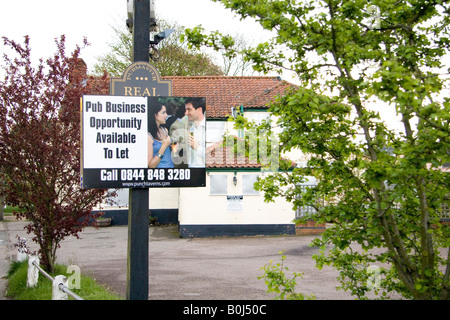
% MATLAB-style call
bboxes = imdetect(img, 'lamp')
[149,29,175,61]
[150,29,175,45]
[233,173,237,186]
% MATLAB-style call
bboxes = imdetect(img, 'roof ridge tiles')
[162,75,281,80]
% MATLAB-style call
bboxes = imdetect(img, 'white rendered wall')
[179,171,295,226]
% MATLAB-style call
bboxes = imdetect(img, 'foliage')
[6,260,121,300]
[259,251,315,300]
[185,0,450,299]
[14,236,36,256]
[0,35,114,272]
[93,21,224,77]
[219,130,288,172]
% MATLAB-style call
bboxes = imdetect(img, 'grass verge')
[6,260,122,300]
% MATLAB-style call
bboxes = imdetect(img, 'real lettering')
[124,86,156,96]
[85,101,102,112]
[104,148,113,158]
[103,147,129,159]
[100,169,118,181]
[116,147,129,159]
[183,304,217,317]
[96,132,137,144]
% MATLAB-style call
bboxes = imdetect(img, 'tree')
[185,0,450,299]
[0,194,3,220]
[93,20,224,77]
[204,32,260,76]
[0,35,115,272]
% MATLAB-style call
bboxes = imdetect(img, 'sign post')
[80,0,206,300]
[127,0,150,300]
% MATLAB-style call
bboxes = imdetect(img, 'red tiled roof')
[206,140,262,169]
[206,138,297,169]
[163,76,296,119]
[243,81,296,108]
[80,60,297,119]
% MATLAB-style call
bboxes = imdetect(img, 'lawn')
[6,260,122,300]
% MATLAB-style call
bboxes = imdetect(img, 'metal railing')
[440,197,450,219]
[17,238,84,300]
[295,185,450,221]
[28,257,83,300]
[295,183,321,220]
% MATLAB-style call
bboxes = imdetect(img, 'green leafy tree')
[93,20,223,77]
[184,0,450,299]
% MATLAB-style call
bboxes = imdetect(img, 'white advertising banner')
[82,95,148,169]
[81,95,206,189]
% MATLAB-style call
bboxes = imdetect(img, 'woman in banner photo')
[147,101,174,168]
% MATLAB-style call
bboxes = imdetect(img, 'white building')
[102,75,312,237]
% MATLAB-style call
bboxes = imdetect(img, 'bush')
[259,251,315,300]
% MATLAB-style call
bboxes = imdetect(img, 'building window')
[242,174,259,195]
[206,122,225,143]
[210,175,227,195]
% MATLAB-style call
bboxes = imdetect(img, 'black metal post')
[126,0,150,300]
[133,0,150,62]
[127,188,149,300]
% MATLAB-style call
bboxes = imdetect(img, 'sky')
[1,0,446,134]
[0,0,401,131]
[0,0,272,72]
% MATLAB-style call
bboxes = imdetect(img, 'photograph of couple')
[147,96,206,169]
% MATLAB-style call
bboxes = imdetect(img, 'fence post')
[27,255,39,287]
[16,236,28,262]
[17,250,27,262]
[52,275,68,300]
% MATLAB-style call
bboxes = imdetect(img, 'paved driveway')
[3,220,352,300]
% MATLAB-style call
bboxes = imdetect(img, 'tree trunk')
[0,195,4,221]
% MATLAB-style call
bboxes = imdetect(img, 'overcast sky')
[2,0,447,134]
[0,0,271,72]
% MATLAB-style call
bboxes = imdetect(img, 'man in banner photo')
[185,97,206,168]
[147,97,206,169]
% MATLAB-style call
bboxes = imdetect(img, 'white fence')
[441,197,450,219]
[295,182,321,219]
[295,184,449,222]
[17,238,83,300]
